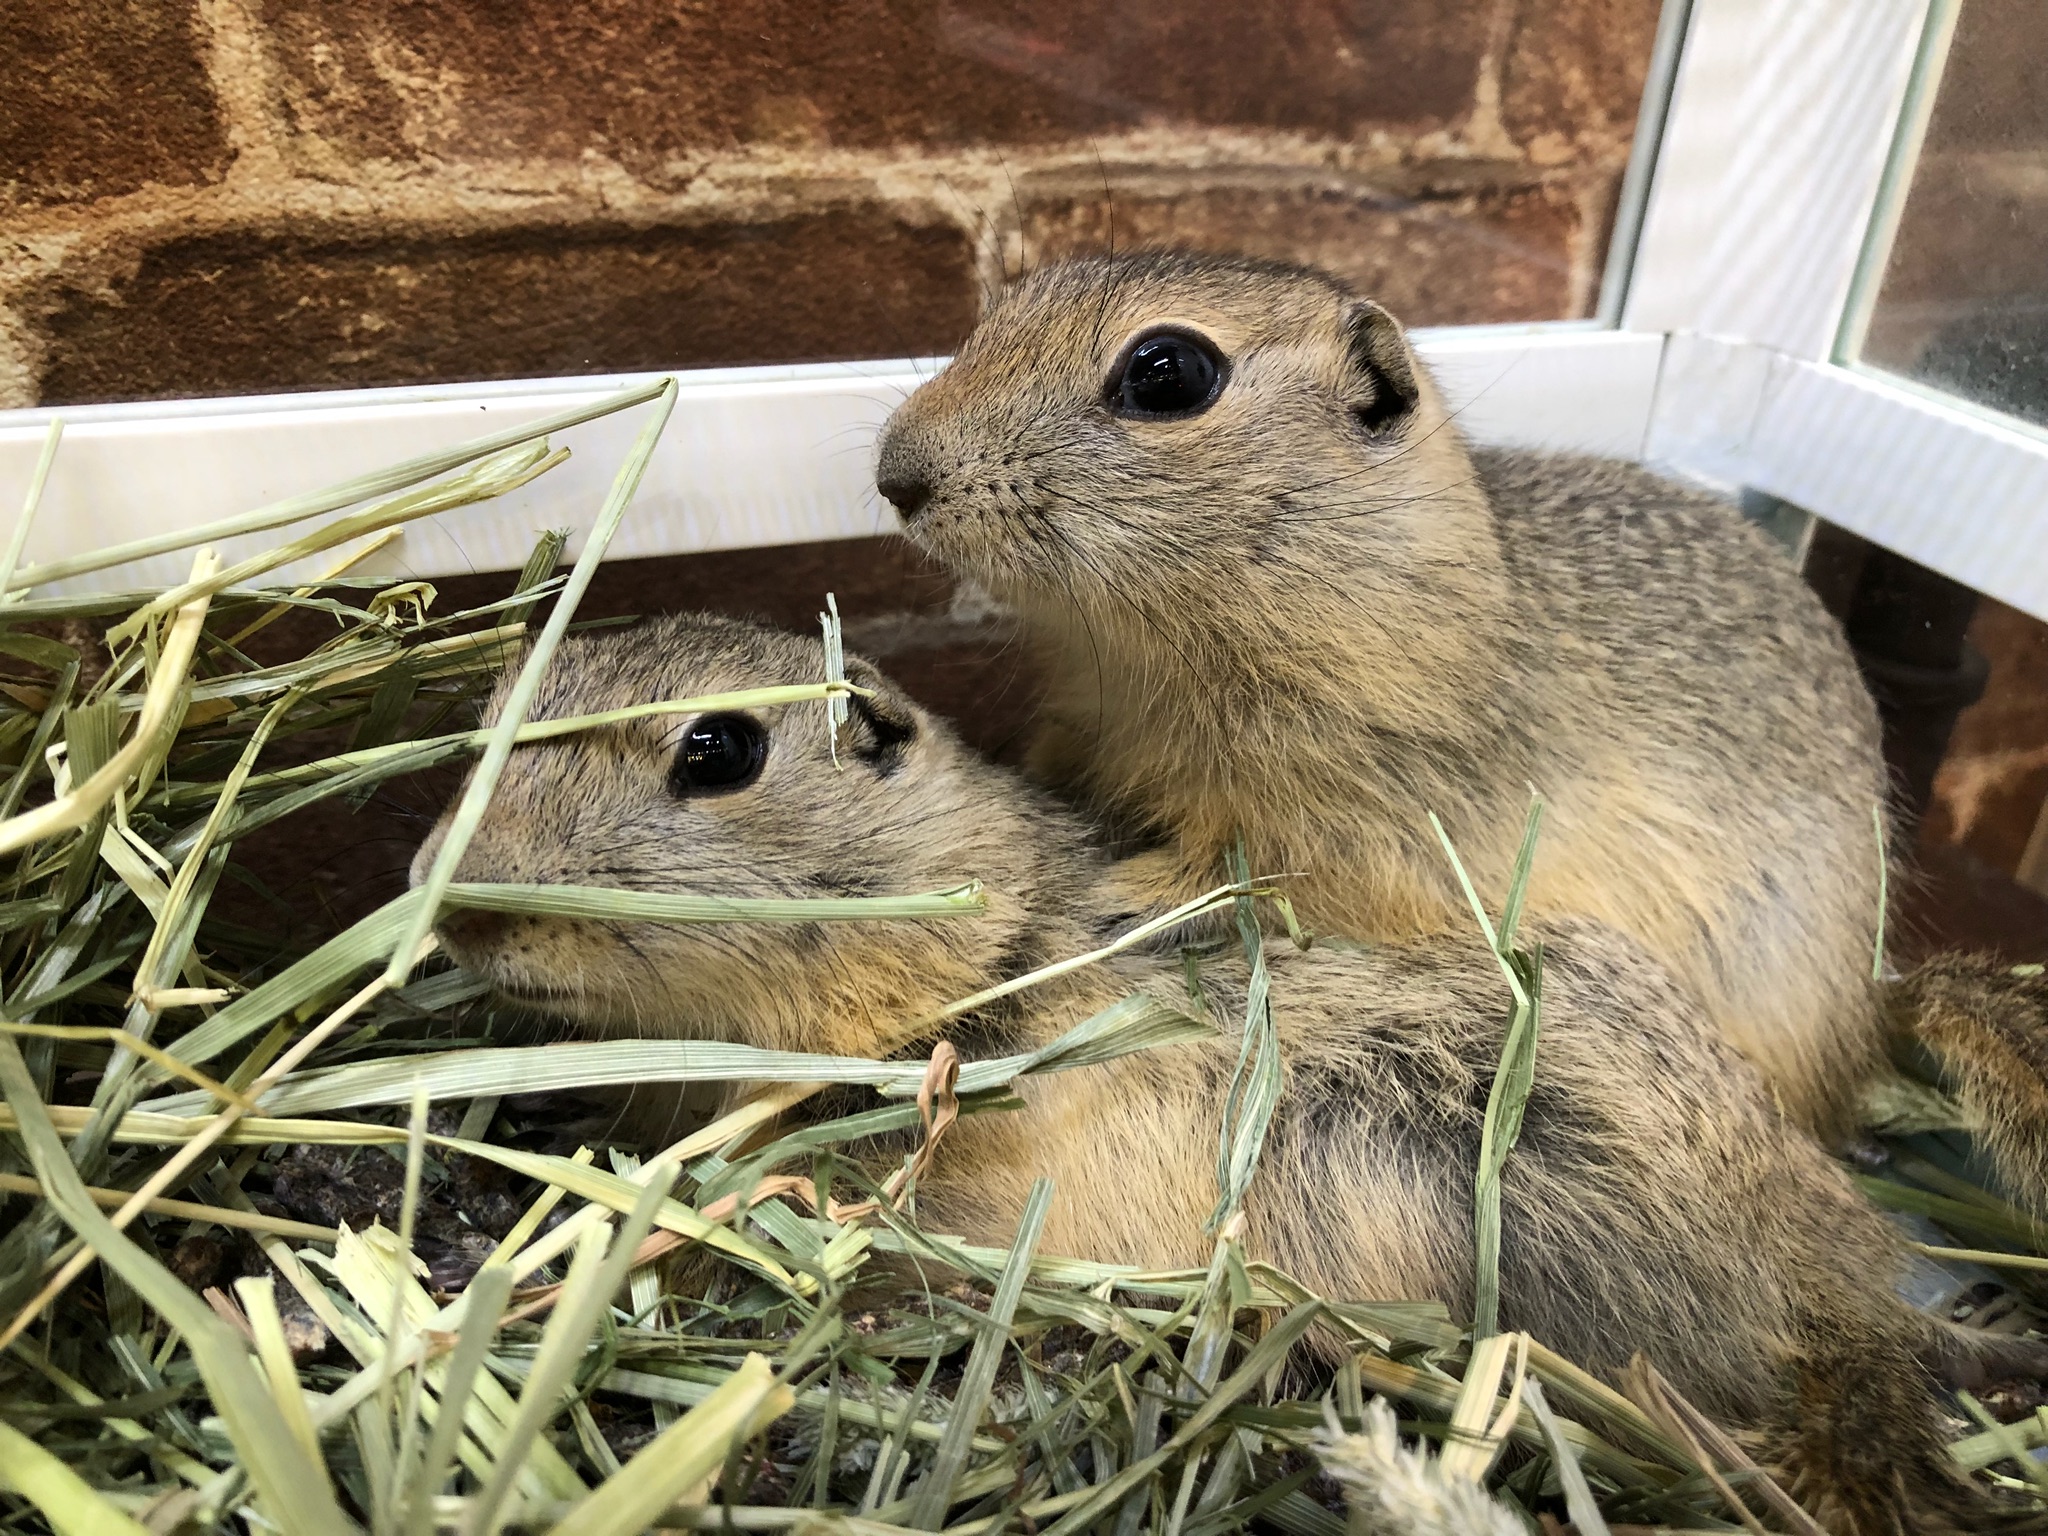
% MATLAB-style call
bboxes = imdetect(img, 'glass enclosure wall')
[1857,0,2048,430]
[1842,0,2048,913]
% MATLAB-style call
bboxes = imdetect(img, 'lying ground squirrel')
[875,251,2048,1184]
[414,613,2043,1535]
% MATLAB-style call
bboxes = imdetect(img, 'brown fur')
[415,614,2039,1534]
[1895,955,2048,1216]
[874,252,1890,1141]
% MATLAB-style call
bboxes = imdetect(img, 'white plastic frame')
[0,0,2041,621]
[1627,0,2048,621]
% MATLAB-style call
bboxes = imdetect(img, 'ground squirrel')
[414,613,2041,1535]
[874,252,1891,1141]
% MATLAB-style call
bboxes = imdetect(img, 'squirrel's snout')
[434,905,511,959]
[875,418,937,521]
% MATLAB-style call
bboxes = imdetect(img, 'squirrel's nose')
[876,473,932,520]
[435,906,511,959]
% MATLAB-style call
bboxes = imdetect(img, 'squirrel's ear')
[841,658,920,774]
[1341,299,1420,436]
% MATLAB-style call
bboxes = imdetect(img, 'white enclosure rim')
[0,326,1659,600]
[1623,0,2047,620]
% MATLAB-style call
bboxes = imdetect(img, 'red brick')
[0,0,229,205]
[1500,0,1664,161]
[1020,171,1581,324]
[34,208,979,404]
[257,0,1493,168]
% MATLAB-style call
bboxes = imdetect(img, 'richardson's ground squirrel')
[415,613,2042,1536]
[875,252,2048,1183]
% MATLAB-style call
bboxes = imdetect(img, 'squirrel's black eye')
[669,713,768,796]
[1112,329,1224,419]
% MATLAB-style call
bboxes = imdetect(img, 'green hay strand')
[1431,795,1545,1341]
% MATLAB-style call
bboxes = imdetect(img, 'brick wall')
[1,0,1659,406]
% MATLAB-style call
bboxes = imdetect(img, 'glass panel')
[1798,526,2048,964]
[1857,0,2048,428]
[13,2,1670,405]
[1924,596,2048,911]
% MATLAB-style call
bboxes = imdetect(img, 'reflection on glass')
[1860,0,2048,428]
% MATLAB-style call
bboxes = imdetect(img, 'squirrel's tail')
[1893,953,2048,1214]
[1769,1301,2048,1536]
